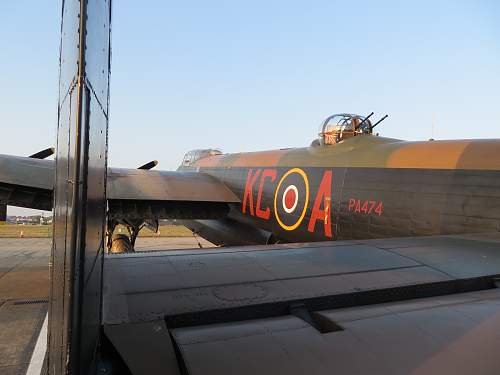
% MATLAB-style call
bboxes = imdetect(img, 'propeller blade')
[138,160,158,170]
[29,147,55,159]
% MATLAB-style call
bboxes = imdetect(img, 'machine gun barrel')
[371,114,388,130]
[357,112,374,130]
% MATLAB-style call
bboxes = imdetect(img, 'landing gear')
[106,219,159,254]
[110,234,133,253]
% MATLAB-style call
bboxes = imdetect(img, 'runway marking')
[26,312,47,375]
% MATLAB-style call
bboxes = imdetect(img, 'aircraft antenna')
[431,113,436,140]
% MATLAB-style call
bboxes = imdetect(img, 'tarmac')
[0,236,213,374]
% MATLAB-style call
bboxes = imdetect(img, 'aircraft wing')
[0,154,239,212]
[103,232,500,374]
[107,167,238,202]
[0,154,54,210]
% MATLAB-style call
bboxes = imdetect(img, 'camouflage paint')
[189,135,500,243]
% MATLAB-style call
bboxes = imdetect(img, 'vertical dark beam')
[48,0,112,374]
[0,204,6,223]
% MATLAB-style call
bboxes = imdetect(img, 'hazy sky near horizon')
[1,1,499,215]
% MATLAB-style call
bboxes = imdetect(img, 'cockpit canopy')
[182,149,222,167]
[318,113,373,145]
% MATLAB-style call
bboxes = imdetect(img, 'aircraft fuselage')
[180,135,500,245]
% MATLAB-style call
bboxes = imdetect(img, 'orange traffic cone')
[19,230,24,238]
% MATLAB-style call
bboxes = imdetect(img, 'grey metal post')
[48,0,112,374]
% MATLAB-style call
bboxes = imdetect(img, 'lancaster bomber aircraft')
[3,113,500,373]
[3,0,500,372]
[1,112,500,252]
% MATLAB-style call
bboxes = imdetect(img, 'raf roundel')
[274,168,310,231]
[282,185,298,214]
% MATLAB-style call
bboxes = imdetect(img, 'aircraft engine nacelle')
[178,218,276,247]
[108,200,230,221]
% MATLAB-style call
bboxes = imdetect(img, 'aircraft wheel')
[110,234,134,254]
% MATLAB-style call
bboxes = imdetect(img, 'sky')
[1,1,499,215]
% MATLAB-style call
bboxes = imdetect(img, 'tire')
[110,234,134,254]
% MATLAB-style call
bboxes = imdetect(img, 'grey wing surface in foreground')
[0,154,239,212]
[103,232,500,375]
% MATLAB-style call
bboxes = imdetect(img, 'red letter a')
[307,170,333,237]
[242,169,261,216]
